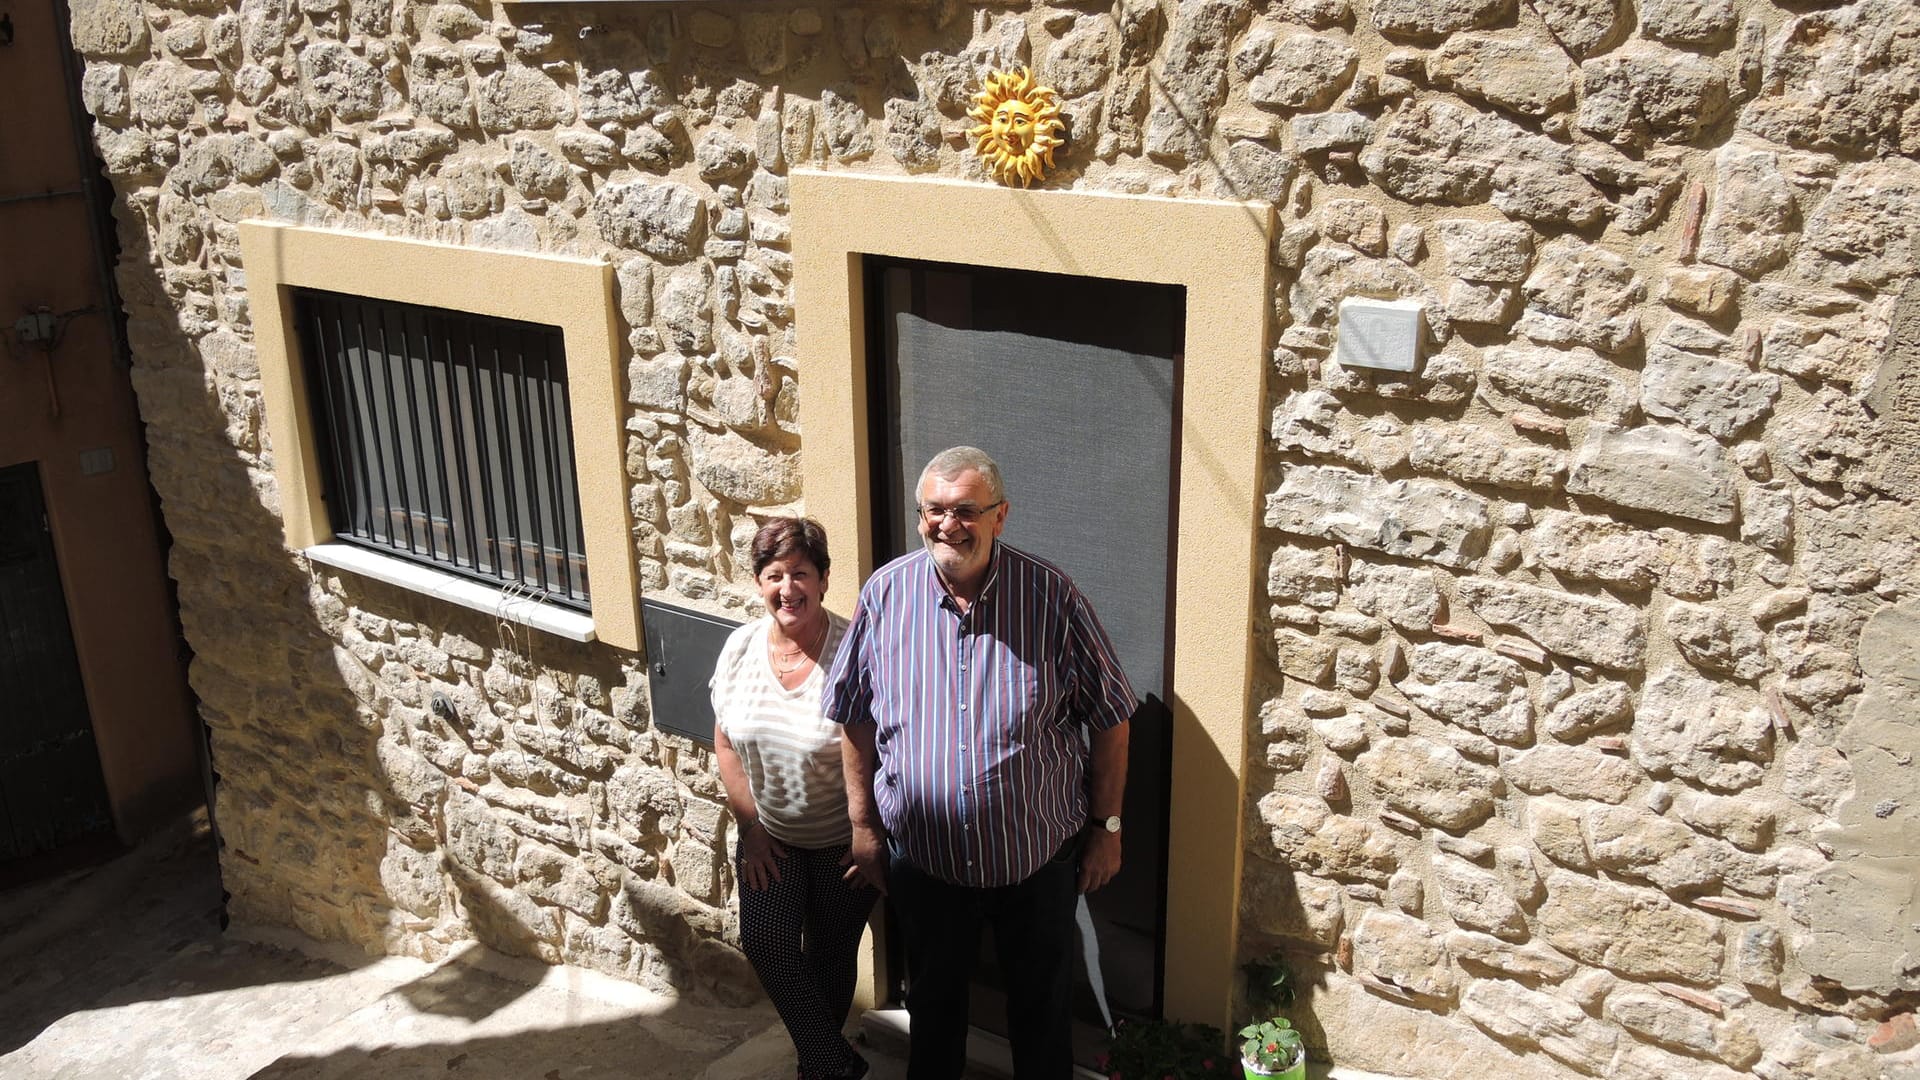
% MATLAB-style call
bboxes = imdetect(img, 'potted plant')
[1100,1017,1232,1080]
[1236,1017,1306,1080]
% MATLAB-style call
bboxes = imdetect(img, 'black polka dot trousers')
[737,841,879,1078]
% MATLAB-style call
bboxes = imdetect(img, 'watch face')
[1103,816,1122,833]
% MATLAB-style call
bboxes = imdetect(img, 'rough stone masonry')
[63,0,1920,1074]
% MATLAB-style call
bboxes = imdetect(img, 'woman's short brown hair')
[751,517,831,578]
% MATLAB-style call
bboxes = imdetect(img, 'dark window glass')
[294,288,589,610]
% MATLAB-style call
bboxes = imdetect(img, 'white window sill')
[303,541,597,643]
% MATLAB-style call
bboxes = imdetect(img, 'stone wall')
[64,0,1920,1072]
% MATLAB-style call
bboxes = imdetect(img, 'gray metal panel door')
[871,259,1184,1021]
[0,462,111,860]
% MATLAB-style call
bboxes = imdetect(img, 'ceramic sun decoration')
[967,68,1066,187]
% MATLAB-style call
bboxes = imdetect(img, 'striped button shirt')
[824,541,1135,887]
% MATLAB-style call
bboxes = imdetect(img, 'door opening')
[0,462,112,862]
[865,257,1185,1043]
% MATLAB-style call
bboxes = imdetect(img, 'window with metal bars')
[294,288,590,610]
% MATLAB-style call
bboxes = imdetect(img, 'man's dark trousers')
[888,837,1082,1080]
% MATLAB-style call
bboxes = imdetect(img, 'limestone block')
[1740,0,1920,159]
[818,86,875,162]
[1267,544,1340,608]
[1529,795,1592,869]
[1801,159,1920,290]
[1518,237,1643,353]
[1605,990,1761,1068]
[737,10,791,74]
[593,179,706,262]
[1314,711,1370,755]
[1527,0,1624,57]
[689,131,752,185]
[1630,668,1772,792]
[1255,792,1400,884]
[1141,0,1246,163]
[1664,602,1769,681]
[1432,855,1526,939]
[1259,694,1312,770]
[1409,423,1565,492]
[298,42,381,123]
[1292,112,1373,153]
[517,844,609,920]
[1371,0,1511,39]
[1362,102,1609,227]
[1577,43,1730,147]
[1241,865,1345,945]
[1660,266,1739,318]
[1220,141,1295,204]
[1269,390,1352,466]
[1483,343,1631,423]
[1273,627,1337,685]
[1048,18,1116,98]
[687,422,798,507]
[1584,803,1729,893]
[476,65,573,133]
[1457,577,1646,671]
[1565,423,1738,526]
[1427,33,1577,118]
[1639,0,1735,44]
[661,263,713,354]
[1356,736,1498,830]
[445,791,518,883]
[1398,642,1533,744]
[1698,141,1796,278]
[1265,465,1491,570]
[376,737,447,806]
[1539,870,1723,982]
[379,841,445,918]
[1543,680,1632,740]
[1321,198,1386,254]
[1460,978,1620,1072]
[1247,33,1359,111]
[1436,214,1536,278]
[1673,792,1775,852]
[1731,924,1781,990]
[1352,910,1455,1000]
[1346,561,1441,633]
[1452,932,1579,981]
[1531,510,1662,590]
[1640,338,1780,443]
[1505,745,1641,803]
[883,99,942,174]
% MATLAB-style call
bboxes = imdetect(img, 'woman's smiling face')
[757,553,827,632]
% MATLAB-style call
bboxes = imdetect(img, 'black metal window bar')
[294,288,590,611]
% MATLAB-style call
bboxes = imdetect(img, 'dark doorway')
[866,257,1185,1036]
[0,462,112,860]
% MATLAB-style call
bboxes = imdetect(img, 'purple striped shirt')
[825,541,1135,887]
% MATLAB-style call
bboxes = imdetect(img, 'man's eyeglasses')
[917,500,1003,525]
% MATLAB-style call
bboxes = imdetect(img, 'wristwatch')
[1091,815,1122,833]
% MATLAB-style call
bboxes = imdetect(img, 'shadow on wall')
[110,180,758,1017]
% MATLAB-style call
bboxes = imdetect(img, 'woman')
[711,517,875,1080]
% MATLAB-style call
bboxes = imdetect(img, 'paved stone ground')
[0,812,1385,1080]
[0,812,923,1080]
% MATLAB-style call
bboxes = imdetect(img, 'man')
[825,445,1134,1080]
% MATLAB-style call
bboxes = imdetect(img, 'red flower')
[1266,1043,1279,1053]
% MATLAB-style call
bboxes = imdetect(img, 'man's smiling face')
[916,468,1008,590]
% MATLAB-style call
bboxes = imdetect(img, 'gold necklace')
[770,618,828,676]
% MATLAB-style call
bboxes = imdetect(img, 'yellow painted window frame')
[238,221,641,652]
[790,171,1272,1032]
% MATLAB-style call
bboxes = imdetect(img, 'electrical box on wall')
[1335,297,1423,373]
[640,599,740,746]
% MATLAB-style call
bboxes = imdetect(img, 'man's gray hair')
[918,445,1005,504]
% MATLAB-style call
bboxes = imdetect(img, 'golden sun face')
[968,68,1066,187]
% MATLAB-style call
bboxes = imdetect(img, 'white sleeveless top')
[709,613,852,848]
